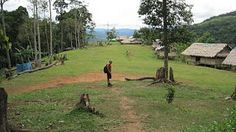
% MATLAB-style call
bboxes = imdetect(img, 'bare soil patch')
[119,96,143,132]
[110,87,143,132]
[6,73,126,94]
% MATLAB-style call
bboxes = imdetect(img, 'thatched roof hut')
[182,43,232,67]
[120,38,142,44]
[182,43,230,57]
[223,47,236,66]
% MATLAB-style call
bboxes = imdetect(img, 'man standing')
[106,60,112,87]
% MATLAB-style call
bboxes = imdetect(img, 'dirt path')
[5,72,144,131]
[120,96,143,132]
[111,87,143,132]
[5,73,126,94]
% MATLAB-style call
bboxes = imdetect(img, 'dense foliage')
[0,0,94,69]
[191,11,236,47]
[133,27,160,45]
[106,27,117,42]
[138,0,193,29]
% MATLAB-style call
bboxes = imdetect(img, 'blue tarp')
[16,62,32,73]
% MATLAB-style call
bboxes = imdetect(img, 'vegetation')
[0,44,235,131]
[186,106,236,131]
[138,0,193,80]
[0,0,236,131]
[0,0,94,69]
[133,27,160,45]
[106,27,117,42]
[191,11,236,47]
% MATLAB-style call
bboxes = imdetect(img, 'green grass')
[119,81,234,131]
[2,43,236,93]
[8,82,123,131]
[2,43,236,131]
[8,81,235,131]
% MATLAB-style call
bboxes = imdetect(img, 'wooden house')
[223,47,236,70]
[120,38,142,44]
[154,44,176,59]
[182,43,231,67]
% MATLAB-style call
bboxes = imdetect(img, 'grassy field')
[1,43,236,131]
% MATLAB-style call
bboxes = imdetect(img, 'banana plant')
[14,45,34,64]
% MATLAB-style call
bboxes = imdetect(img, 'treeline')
[133,10,236,48]
[0,0,94,69]
[190,11,236,47]
[133,26,195,45]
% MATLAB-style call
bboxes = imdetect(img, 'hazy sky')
[4,0,236,29]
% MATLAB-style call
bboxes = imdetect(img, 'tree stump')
[156,67,166,81]
[0,88,9,132]
[169,67,175,82]
[75,94,104,117]
[76,94,90,109]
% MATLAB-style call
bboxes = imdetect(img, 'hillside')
[191,11,236,46]
[92,28,135,41]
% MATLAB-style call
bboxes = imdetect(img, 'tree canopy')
[138,0,193,80]
[0,1,94,69]
[138,0,193,30]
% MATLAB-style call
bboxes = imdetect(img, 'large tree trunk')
[49,0,53,55]
[70,32,73,48]
[33,4,38,61]
[36,2,41,64]
[125,77,156,81]
[77,21,80,49]
[0,88,9,132]
[156,67,166,81]
[45,23,49,55]
[163,0,169,81]
[125,67,175,85]
[1,1,11,68]
[60,24,64,51]
[44,13,49,55]
[6,51,11,69]
[74,11,78,48]
[125,67,166,82]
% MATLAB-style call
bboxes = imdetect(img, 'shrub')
[166,86,175,104]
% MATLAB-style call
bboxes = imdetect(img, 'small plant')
[166,87,175,104]
[125,50,131,58]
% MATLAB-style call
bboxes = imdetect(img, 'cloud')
[186,0,236,23]
[3,0,236,28]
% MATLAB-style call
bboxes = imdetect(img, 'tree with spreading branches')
[138,0,193,81]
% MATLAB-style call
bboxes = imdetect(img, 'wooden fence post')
[0,88,9,132]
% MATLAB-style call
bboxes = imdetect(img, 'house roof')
[182,43,230,58]
[222,47,236,66]
[121,38,142,44]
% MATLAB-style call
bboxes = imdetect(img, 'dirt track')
[5,73,126,94]
[6,73,144,131]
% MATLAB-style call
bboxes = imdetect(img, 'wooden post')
[169,67,175,82]
[0,88,8,132]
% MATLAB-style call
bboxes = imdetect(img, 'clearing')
[1,44,236,131]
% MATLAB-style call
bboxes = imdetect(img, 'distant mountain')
[92,28,136,41]
[191,10,236,46]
